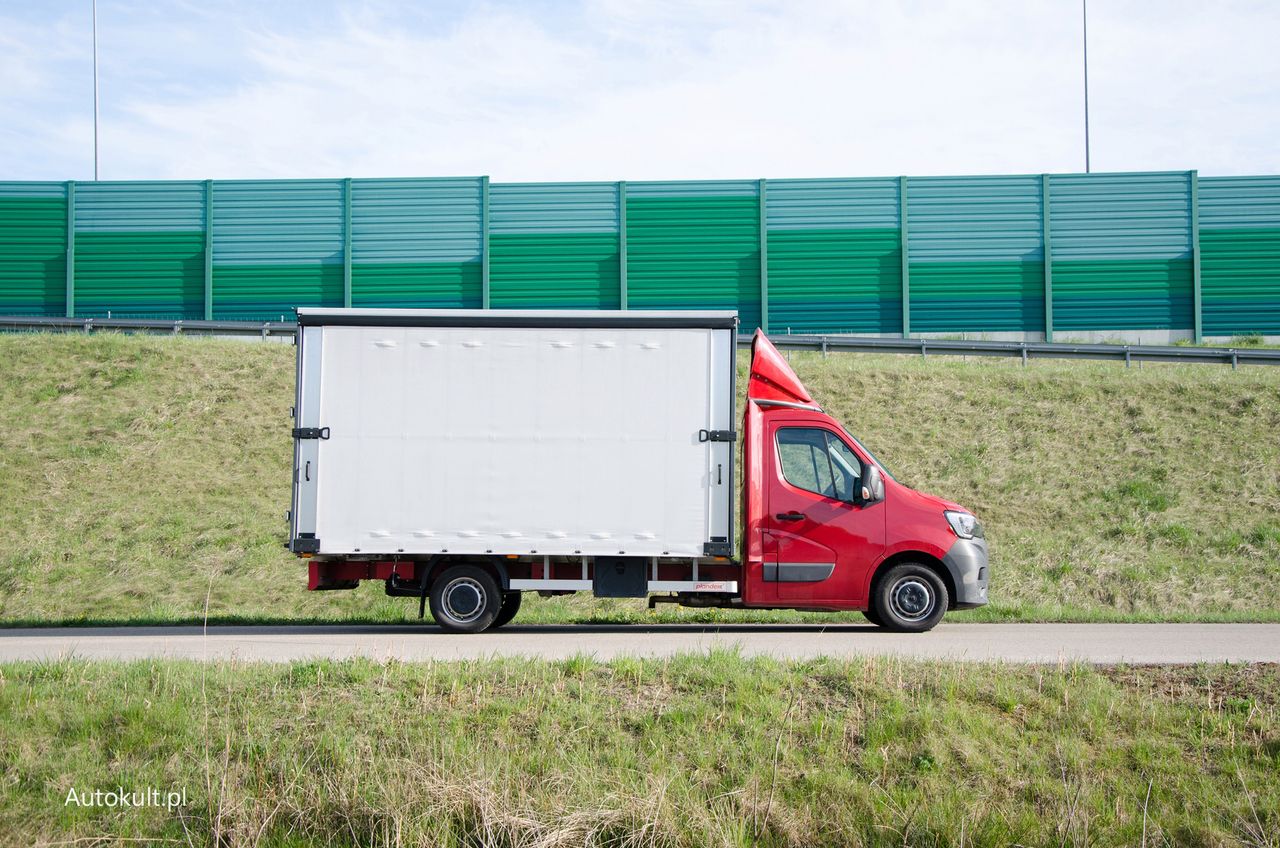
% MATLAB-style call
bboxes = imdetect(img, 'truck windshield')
[842,428,896,482]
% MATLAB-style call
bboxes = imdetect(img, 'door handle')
[775,512,805,522]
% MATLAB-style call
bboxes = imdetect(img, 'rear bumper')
[943,538,989,609]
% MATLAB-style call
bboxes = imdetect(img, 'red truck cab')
[740,330,989,631]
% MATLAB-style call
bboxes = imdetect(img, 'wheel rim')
[889,577,934,622]
[443,577,486,623]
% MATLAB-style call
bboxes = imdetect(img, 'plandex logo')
[65,786,188,812]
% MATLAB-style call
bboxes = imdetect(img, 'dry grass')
[0,655,1276,847]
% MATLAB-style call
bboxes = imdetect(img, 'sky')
[1,0,1278,182]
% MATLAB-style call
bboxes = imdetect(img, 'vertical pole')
[65,181,76,317]
[203,179,213,320]
[899,176,910,338]
[1190,170,1202,343]
[618,181,628,310]
[1042,173,1054,342]
[1082,0,1091,173]
[92,0,99,180]
[758,178,769,334]
[342,177,353,309]
[480,176,490,309]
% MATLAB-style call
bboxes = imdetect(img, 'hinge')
[698,429,737,443]
[703,540,733,557]
[292,426,330,440]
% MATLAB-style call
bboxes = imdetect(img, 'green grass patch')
[0,656,1276,846]
[1,333,1279,625]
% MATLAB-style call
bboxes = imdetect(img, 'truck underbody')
[307,554,749,609]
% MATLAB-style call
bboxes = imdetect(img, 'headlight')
[945,510,984,539]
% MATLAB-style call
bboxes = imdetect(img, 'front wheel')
[871,563,948,633]
[428,565,502,633]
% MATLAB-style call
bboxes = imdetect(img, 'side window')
[776,427,862,501]
[826,434,862,502]
[777,428,834,497]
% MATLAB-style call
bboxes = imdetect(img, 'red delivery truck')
[288,309,988,632]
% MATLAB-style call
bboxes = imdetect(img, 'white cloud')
[1,0,1277,181]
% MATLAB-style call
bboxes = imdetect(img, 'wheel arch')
[427,555,511,591]
[868,550,957,610]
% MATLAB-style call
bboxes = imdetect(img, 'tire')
[861,608,886,627]
[428,565,502,633]
[491,591,522,629]
[871,563,948,633]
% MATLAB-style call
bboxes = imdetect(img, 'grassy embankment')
[1,332,1278,626]
[0,655,1276,847]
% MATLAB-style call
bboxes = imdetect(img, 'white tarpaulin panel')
[299,318,733,556]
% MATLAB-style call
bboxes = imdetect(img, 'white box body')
[289,309,737,558]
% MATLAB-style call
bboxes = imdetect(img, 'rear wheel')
[491,591,522,629]
[871,563,948,633]
[428,565,502,633]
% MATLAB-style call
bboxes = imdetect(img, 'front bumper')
[942,537,989,608]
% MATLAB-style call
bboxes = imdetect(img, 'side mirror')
[862,465,885,504]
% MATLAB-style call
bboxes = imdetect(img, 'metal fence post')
[1042,173,1054,342]
[65,181,75,318]
[1190,169,1202,343]
[481,175,490,309]
[759,178,769,334]
[899,176,910,338]
[203,179,213,320]
[618,180,627,310]
[343,177,353,309]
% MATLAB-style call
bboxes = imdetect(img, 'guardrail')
[0,315,296,339]
[767,334,1280,368]
[2,314,1277,368]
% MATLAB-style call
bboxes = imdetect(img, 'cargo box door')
[702,327,735,556]
[289,326,324,552]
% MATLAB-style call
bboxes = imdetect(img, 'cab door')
[764,421,885,605]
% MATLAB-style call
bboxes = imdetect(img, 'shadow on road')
[0,622,890,637]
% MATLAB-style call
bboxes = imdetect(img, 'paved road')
[0,623,1276,663]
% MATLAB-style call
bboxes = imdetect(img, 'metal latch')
[698,429,737,443]
[292,426,330,440]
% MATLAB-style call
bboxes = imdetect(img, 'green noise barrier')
[0,171,1276,338]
